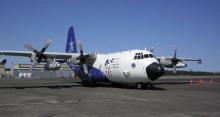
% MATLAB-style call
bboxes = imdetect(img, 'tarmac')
[0,76,219,117]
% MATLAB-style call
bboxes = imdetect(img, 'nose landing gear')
[136,82,154,89]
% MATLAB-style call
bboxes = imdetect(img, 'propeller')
[170,47,202,73]
[41,39,52,53]
[171,47,179,74]
[24,39,52,69]
[76,41,89,75]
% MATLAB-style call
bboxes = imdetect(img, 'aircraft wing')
[181,58,202,63]
[157,57,202,63]
[0,51,32,57]
[157,57,173,62]
[0,50,97,65]
[0,50,78,59]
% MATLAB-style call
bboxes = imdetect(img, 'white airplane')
[0,26,201,89]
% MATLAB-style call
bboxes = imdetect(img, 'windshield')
[134,53,155,60]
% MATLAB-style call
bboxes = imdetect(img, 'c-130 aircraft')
[0,26,201,89]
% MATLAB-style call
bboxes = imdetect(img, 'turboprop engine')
[25,40,52,69]
[44,61,61,70]
[159,57,187,68]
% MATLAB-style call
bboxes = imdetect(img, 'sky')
[0,0,219,72]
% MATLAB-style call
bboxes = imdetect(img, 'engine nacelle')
[159,57,187,68]
[67,57,79,64]
[30,53,37,62]
[0,58,7,65]
[159,57,172,67]
[44,62,61,70]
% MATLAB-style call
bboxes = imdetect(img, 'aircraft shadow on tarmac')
[0,84,81,89]
[79,80,194,91]
[0,83,165,91]
[153,81,191,85]
[0,81,192,90]
[79,82,167,91]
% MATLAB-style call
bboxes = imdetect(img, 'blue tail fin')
[65,26,77,53]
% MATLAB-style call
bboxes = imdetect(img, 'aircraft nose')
[146,63,165,81]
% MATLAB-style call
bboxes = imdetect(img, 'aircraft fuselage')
[68,49,164,84]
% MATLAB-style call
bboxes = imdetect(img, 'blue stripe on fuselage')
[67,63,108,82]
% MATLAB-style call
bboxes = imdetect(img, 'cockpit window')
[134,56,138,59]
[140,54,144,59]
[144,54,149,58]
[149,54,154,58]
[134,53,155,60]
[134,53,143,60]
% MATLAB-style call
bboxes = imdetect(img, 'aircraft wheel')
[136,83,144,89]
[149,83,154,88]
[144,82,154,89]
[111,82,117,86]
[83,79,96,87]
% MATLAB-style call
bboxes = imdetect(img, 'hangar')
[13,64,74,78]
[0,64,5,78]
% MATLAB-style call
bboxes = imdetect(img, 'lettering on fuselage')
[104,58,120,68]
[104,58,120,78]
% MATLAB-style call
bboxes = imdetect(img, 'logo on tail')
[66,26,77,53]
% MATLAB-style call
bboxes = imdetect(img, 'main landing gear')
[82,78,97,87]
[136,82,154,89]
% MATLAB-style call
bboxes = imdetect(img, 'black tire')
[136,83,144,89]
[144,82,154,89]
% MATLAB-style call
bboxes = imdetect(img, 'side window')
[149,54,153,58]
[144,54,149,58]
[134,56,138,59]
[140,53,144,59]
[134,53,138,60]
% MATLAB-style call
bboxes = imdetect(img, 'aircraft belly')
[105,67,150,83]
[68,63,107,82]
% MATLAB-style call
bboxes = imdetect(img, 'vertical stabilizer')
[65,26,77,53]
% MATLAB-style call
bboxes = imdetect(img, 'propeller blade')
[41,54,48,60]
[77,41,84,56]
[173,46,177,58]
[76,41,90,75]
[171,46,179,66]
[82,64,88,74]
[150,47,154,53]
[41,39,52,53]
[25,43,38,53]
[173,65,177,74]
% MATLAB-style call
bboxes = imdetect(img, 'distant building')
[0,64,5,78]
[14,64,75,78]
